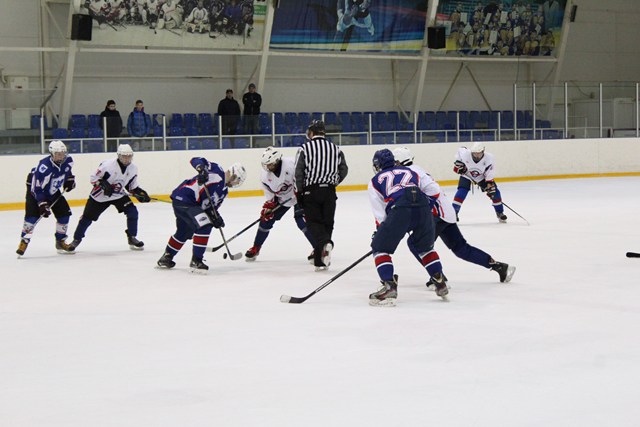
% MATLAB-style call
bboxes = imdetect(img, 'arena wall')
[1,138,639,209]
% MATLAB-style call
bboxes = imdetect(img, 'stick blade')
[229,252,243,261]
[626,252,640,258]
[280,294,306,304]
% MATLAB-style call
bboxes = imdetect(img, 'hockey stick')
[206,198,291,253]
[280,250,373,304]
[202,185,242,260]
[502,201,530,226]
[626,252,640,258]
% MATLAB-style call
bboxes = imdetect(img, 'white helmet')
[392,146,414,166]
[470,141,485,153]
[226,162,247,188]
[49,140,67,155]
[49,140,68,164]
[261,146,283,171]
[117,144,134,156]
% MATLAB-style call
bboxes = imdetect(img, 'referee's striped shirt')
[295,136,348,190]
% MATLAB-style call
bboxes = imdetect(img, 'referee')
[295,120,348,271]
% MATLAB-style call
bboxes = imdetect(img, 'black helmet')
[307,120,326,134]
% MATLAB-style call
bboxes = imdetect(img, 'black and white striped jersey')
[294,136,348,191]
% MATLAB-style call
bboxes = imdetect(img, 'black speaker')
[71,14,92,41]
[427,26,446,49]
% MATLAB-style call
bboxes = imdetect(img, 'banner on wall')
[432,0,565,57]
[73,0,266,50]
[270,0,427,53]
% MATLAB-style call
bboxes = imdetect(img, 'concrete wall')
[1,138,639,207]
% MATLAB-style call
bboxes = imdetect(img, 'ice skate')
[245,245,260,262]
[426,273,448,288]
[157,252,176,269]
[307,251,315,265]
[431,273,449,300]
[67,239,82,252]
[55,239,75,255]
[126,230,144,250]
[490,261,516,283]
[190,256,209,275]
[16,238,30,257]
[369,275,398,307]
[322,242,333,267]
[496,212,507,223]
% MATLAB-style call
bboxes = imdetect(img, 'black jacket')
[99,108,123,138]
[217,97,241,117]
[242,92,262,116]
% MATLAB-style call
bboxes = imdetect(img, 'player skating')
[452,141,507,222]
[368,149,448,307]
[16,140,76,256]
[65,144,150,252]
[245,147,315,261]
[157,158,246,274]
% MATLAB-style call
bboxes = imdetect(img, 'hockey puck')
[223,253,228,259]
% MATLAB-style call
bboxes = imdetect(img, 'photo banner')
[270,0,427,53]
[72,0,266,50]
[433,0,566,57]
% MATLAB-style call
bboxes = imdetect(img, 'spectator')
[127,100,151,138]
[242,83,262,134]
[100,99,123,139]
[217,89,241,136]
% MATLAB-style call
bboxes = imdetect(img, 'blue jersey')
[170,157,228,210]
[368,165,426,225]
[30,155,74,203]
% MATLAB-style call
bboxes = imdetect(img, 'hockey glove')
[206,208,225,229]
[38,201,51,218]
[63,175,76,192]
[260,199,278,221]
[197,167,209,185]
[485,180,497,198]
[477,179,487,191]
[132,188,151,203]
[453,160,467,175]
[99,178,114,197]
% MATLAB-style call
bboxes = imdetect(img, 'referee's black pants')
[301,184,337,267]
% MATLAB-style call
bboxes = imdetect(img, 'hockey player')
[158,0,183,30]
[66,144,150,252]
[157,158,246,274]
[185,0,209,33]
[337,0,375,36]
[393,146,516,284]
[16,140,76,256]
[368,149,448,307]
[452,141,507,222]
[245,147,315,261]
[140,0,160,28]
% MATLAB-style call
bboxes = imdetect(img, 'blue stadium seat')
[31,115,49,130]
[185,127,199,136]
[52,128,68,139]
[70,128,85,138]
[69,114,87,129]
[169,126,183,136]
[66,140,81,153]
[396,132,415,144]
[351,112,366,132]
[324,112,339,126]
[184,113,198,129]
[170,113,183,129]
[88,114,101,129]
[435,111,448,130]
[169,139,186,150]
[222,138,249,149]
[88,128,103,138]
[85,140,104,153]
[202,138,217,149]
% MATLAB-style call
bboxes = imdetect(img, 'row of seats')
[38,110,555,139]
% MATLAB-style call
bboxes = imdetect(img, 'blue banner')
[270,0,427,53]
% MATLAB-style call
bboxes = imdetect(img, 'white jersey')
[161,1,180,19]
[90,158,140,203]
[408,164,457,224]
[260,157,296,208]
[455,147,496,184]
[186,6,208,23]
[144,0,160,12]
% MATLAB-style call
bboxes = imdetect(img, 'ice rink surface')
[1,177,639,426]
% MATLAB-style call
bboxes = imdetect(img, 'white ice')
[1,177,640,426]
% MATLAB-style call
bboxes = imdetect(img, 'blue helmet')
[372,149,395,172]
